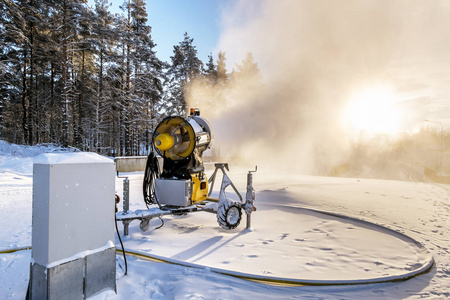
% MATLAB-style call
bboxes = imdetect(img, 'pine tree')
[29,0,52,145]
[168,32,203,115]
[230,52,262,107]
[51,0,89,147]
[91,0,115,153]
[205,53,217,84]
[0,0,11,140]
[0,0,189,154]
[1,0,29,144]
[233,52,261,85]
[217,51,229,87]
[129,0,162,155]
[113,0,162,155]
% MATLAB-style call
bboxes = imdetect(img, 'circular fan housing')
[153,116,196,160]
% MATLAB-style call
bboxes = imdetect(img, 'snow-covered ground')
[0,141,449,299]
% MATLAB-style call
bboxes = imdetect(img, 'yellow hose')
[0,245,433,287]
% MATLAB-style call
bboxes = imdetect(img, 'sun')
[342,86,403,137]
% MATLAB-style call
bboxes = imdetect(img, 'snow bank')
[0,140,77,158]
[0,141,79,175]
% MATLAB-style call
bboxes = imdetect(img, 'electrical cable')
[142,148,168,232]
[155,216,164,230]
[114,216,127,275]
[143,149,161,209]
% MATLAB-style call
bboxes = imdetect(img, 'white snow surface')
[0,141,449,299]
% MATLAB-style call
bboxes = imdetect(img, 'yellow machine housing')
[191,173,209,203]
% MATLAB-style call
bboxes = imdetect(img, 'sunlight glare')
[342,86,403,137]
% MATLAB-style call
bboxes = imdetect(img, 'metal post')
[122,177,130,236]
[245,166,257,229]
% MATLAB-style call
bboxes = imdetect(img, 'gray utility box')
[155,178,192,207]
[30,153,116,300]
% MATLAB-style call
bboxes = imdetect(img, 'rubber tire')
[217,200,242,230]
[140,219,151,232]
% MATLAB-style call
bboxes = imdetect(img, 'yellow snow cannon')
[127,108,257,232]
[151,108,212,203]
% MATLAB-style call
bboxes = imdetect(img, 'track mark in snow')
[171,223,201,234]
[371,289,386,296]
[1,257,14,271]
[280,233,289,240]
[405,263,423,271]
[186,293,205,300]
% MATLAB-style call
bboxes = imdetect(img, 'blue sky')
[90,0,229,63]
[147,0,229,63]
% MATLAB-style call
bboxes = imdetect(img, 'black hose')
[143,149,166,230]
[143,150,160,208]
[114,216,127,275]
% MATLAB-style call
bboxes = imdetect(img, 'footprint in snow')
[248,255,258,258]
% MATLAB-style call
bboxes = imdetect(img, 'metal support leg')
[208,163,242,202]
[245,166,257,229]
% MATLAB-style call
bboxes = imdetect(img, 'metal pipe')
[119,176,130,236]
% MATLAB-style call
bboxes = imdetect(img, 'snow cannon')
[153,108,213,183]
[115,108,258,232]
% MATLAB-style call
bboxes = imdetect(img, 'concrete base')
[30,247,116,300]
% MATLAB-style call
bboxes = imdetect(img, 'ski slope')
[0,141,449,299]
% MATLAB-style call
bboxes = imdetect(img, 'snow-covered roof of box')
[33,152,113,165]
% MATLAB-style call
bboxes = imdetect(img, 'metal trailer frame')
[115,163,256,235]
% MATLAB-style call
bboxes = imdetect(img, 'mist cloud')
[191,0,450,176]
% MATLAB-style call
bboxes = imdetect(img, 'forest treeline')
[0,0,261,156]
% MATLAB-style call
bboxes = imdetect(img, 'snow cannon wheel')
[140,219,151,232]
[217,200,242,230]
